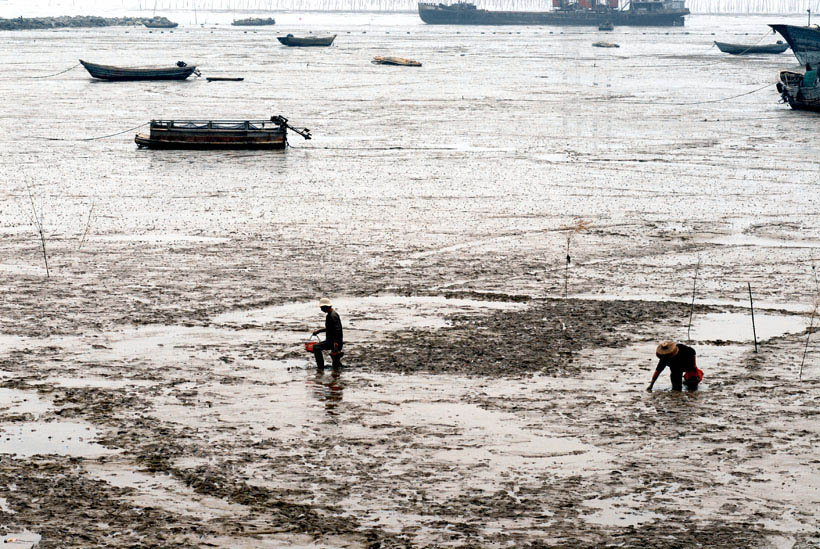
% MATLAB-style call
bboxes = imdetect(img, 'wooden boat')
[143,18,178,28]
[776,69,820,111]
[770,24,820,67]
[135,115,311,150]
[206,77,244,82]
[592,41,620,48]
[277,34,336,47]
[80,60,199,81]
[231,17,276,26]
[714,40,788,55]
[371,56,422,66]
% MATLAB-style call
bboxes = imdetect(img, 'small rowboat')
[714,40,789,55]
[371,56,422,66]
[277,34,336,47]
[135,115,311,150]
[592,41,620,48]
[80,60,199,81]
[206,77,244,82]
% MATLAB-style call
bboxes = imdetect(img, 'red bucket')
[305,341,317,353]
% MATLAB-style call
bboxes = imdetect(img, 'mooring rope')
[37,122,148,142]
[663,81,775,105]
[25,62,81,79]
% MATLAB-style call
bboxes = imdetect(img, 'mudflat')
[1,12,819,548]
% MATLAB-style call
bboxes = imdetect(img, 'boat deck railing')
[150,119,283,131]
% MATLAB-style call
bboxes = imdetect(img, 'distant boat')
[417,1,689,27]
[770,24,820,67]
[143,18,178,28]
[135,115,311,150]
[232,17,276,26]
[714,40,789,55]
[206,77,244,82]
[598,21,614,31]
[80,60,199,81]
[776,69,820,111]
[592,41,620,48]
[372,56,422,66]
[277,34,336,47]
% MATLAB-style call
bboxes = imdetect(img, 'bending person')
[648,340,703,392]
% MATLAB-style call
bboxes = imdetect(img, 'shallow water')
[0,421,111,457]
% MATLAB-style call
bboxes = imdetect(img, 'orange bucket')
[305,341,317,353]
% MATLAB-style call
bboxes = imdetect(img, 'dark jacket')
[655,343,697,375]
[325,310,343,345]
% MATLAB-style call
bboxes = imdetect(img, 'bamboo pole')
[687,254,700,341]
[748,282,757,353]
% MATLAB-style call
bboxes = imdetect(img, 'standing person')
[647,340,703,392]
[311,298,343,369]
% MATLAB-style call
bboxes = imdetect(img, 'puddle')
[1,533,40,549]
[0,264,46,276]
[42,376,156,390]
[0,497,13,514]
[86,462,246,520]
[581,494,664,527]
[688,312,807,342]
[0,422,112,457]
[0,388,51,417]
[557,293,815,314]
[705,234,820,249]
[213,294,526,333]
[92,234,229,244]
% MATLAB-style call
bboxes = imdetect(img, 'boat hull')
[277,35,336,46]
[80,60,197,81]
[770,24,820,67]
[714,41,789,55]
[777,70,820,112]
[417,3,688,26]
[135,120,287,150]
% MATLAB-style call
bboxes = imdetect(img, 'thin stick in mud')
[748,282,757,353]
[800,264,819,381]
[24,180,49,278]
[78,202,95,250]
[687,254,700,342]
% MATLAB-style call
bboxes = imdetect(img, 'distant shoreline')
[0,15,176,31]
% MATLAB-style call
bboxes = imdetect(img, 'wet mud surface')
[1,10,820,549]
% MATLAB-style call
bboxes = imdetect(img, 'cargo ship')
[418,0,689,27]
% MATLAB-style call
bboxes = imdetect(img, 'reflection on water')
[307,368,344,417]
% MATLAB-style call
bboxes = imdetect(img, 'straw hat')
[656,340,679,358]
[318,297,332,308]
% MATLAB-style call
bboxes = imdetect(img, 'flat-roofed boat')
[277,34,336,47]
[714,40,789,55]
[135,115,311,150]
[80,60,199,81]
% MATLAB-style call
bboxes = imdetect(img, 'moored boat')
[776,69,820,111]
[372,56,422,66]
[417,0,689,27]
[277,34,336,47]
[143,17,178,28]
[714,40,789,55]
[80,60,199,81]
[232,17,276,26]
[135,115,311,150]
[770,24,820,67]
